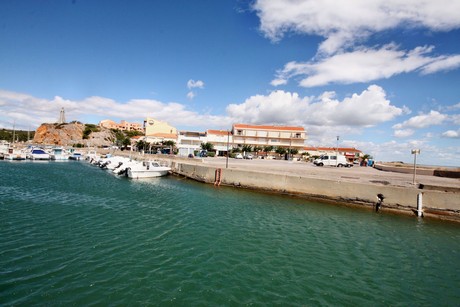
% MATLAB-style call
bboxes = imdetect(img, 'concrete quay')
[116,152,460,222]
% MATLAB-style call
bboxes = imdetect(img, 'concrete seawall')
[108,151,460,222]
[170,161,460,222]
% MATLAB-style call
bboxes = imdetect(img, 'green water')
[1,161,459,306]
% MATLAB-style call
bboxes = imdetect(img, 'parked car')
[199,150,207,157]
[244,154,253,160]
[235,153,243,159]
[313,154,352,167]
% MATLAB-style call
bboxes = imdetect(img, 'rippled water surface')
[1,161,460,305]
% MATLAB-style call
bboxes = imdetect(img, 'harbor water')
[1,161,459,305]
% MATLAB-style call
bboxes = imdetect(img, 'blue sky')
[1,0,459,166]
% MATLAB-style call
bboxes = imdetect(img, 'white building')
[232,124,306,151]
[177,131,206,157]
[206,130,233,156]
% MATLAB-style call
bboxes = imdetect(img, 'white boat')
[99,156,128,170]
[126,161,171,179]
[50,147,69,160]
[69,152,83,160]
[112,159,140,175]
[27,148,50,160]
[4,147,27,160]
[85,150,99,161]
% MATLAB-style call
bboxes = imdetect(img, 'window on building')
[295,133,301,138]
[237,130,243,135]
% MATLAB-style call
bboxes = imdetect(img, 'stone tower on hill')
[58,107,66,124]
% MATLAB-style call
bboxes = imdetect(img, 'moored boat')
[126,160,171,179]
[4,147,27,160]
[27,148,50,160]
[69,152,83,160]
[50,147,69,160]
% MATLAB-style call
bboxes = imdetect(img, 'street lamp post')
[336,136,339,166]
[226,130,230,169]
[411,149,420,185]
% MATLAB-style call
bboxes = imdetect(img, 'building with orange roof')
[143,118,178,144]
[99,119,143,132]
[232,123,307,151]
[206,129,233,156]
[177,131,207,156]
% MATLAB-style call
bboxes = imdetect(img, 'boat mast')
[12,120,16,144]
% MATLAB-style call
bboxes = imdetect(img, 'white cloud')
[272,44,460,87]
[450,114,460,125]
[393,110,447,129]
[420,55,460,75]
[186,79,205,100]
[442,130,460,138]
[253,0,460,55]
[187,91,195,100]
[0,89,231,131]
[227,84,403,127]
[187,79,205,89]
[394,129,415,138]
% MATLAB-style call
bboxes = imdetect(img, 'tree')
[125,130,144,138]
[136,140,146,151]
[122,138,131,149]
[263,146,274,153]
[82,124,100,139]
[275,147,287,155]
[242,144,252,153]
[201,142,214,151]
[162,140,176,147]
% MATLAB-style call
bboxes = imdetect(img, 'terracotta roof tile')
[207,129,230,135]
[233,123,305,131]
[146,133,178,139]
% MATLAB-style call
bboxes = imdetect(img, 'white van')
[313,154,352,167]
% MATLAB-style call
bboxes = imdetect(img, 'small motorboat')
[27,148,50,160]
[4,147,27,160]
[50,147,69,160]
[126,161,171,179]
[69,152,83,160]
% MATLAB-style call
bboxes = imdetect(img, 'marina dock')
[114,151,460,222]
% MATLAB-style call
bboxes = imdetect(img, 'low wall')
[171,162,460,222]
[375,163,460,179]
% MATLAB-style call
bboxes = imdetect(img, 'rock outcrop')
[33,123,115,147]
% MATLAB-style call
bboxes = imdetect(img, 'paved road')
[199,157,459,189]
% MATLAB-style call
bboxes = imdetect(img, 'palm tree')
[242,144,252,153]
[264,145,274,153]
[136,140,146,151]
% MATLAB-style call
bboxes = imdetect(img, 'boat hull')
[4,154,27,160]
[28,155,50,160]
[127,168,170,179]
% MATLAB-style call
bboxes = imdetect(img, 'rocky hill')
[33,122,115,147]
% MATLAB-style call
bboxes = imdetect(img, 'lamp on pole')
[411,149,420,185]
[336,135,339,166]
[226,130,230,169]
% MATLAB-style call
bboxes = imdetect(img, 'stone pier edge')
[169,161,460,223]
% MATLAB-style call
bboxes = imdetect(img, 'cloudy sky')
[1,0,459,166]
